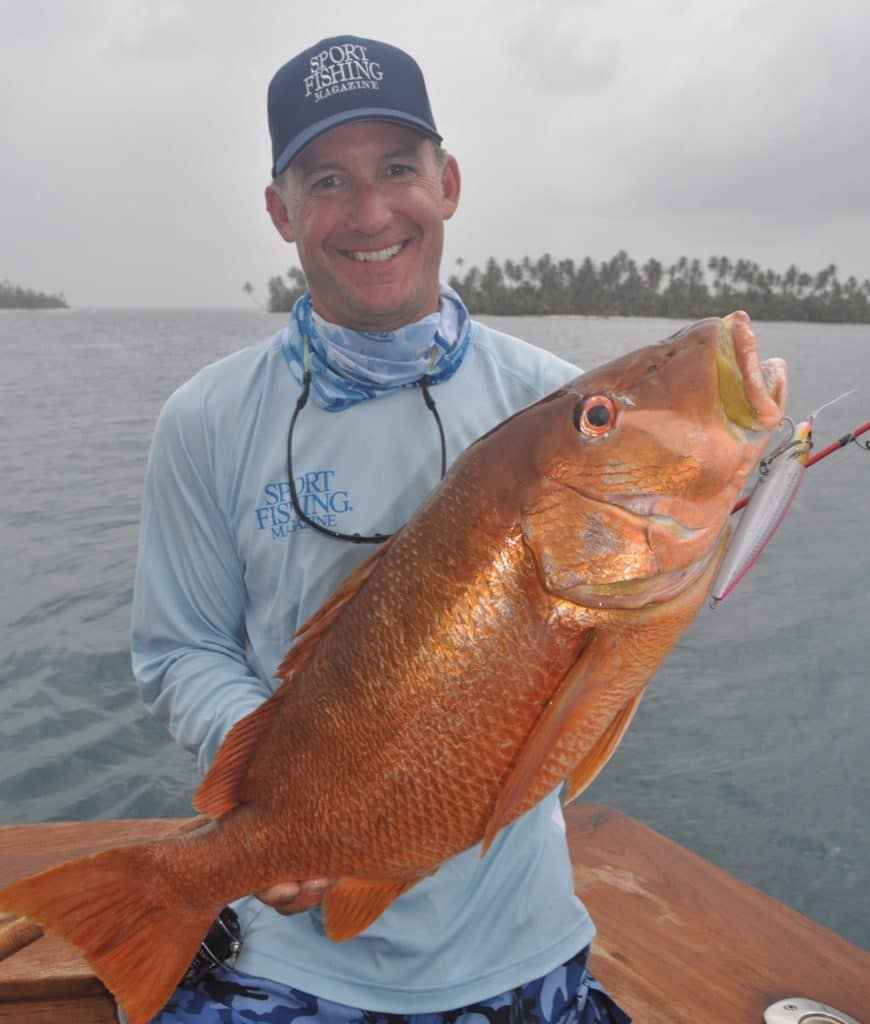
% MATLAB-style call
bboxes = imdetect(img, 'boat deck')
[0,804,867,1022]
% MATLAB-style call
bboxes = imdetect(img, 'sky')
[2,0,869,309]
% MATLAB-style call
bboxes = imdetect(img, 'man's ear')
[440,155,461,221]
[265,184,296,243]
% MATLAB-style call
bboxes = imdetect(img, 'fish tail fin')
[0,845,216,1024]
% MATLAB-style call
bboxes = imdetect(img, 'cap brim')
[272,108,443,177]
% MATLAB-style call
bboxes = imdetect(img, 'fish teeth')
[348,243,404,263]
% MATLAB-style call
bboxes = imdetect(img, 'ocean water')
[0,309,867,950]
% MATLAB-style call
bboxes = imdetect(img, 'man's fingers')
[256,877,335,915]
[259,881,301,903]
[300,878,332,898]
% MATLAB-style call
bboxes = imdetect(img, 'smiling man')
[266,120,459,332]
[132,35,630,1024]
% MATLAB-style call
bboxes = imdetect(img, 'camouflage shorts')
[149,947,630,1024]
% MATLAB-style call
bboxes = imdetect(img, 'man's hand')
[256,877,335,915]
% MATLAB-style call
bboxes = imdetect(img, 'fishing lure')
[710,391,856,606]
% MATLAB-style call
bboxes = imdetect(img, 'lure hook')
[759,417,800,476]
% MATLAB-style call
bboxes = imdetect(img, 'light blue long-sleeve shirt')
[131,317,595,1012]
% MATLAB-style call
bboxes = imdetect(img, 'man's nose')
[347,182,390,234]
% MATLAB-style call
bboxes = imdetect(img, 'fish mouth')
[717,311,787,431]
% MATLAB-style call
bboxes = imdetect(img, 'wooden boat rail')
[0,804,867,1023]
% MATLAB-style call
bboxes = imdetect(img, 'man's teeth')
[348,243,403,263]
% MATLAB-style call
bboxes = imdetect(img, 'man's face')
[267,120,460,332]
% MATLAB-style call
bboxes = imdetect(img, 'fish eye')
[573,395,617,437]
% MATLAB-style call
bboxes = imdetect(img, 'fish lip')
[718,312,788,431]
[760,356,788,417]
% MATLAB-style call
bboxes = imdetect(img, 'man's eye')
[387,164,412,178]
[311,174,339,192]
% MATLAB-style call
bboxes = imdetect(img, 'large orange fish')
[0,311,787,1023]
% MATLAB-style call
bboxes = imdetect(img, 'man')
[132,35,630,1024]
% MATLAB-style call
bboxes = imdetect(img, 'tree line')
[0,279,67,309]
[268,253,870,322]
[447,253,870,322]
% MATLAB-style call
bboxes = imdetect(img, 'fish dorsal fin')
[193,691,285,817]
[194,543,393,819]
[482,628,651,853]
[322,875,422,941]
[276,540,394,683]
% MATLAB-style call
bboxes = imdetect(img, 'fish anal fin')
[482,629,653,854]
[564,687,645,803]
[0,846,216,1024]
[322,875,421,941]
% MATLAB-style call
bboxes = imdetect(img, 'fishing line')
[810,388,856,419]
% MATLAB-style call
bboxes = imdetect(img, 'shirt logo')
[255,471,352,539]
[304,42,384,103]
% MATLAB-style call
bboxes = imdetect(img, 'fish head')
[520,310,788,610]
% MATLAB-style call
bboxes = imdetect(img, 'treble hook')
[759,417,802,477]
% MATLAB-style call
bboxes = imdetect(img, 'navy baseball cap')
[268,36,442,178]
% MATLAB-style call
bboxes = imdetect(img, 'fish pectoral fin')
[563,686,645,803]
[322,875,421,942]
[482,630,645,854]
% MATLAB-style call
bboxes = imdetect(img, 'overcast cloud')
[2,0,869,308]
